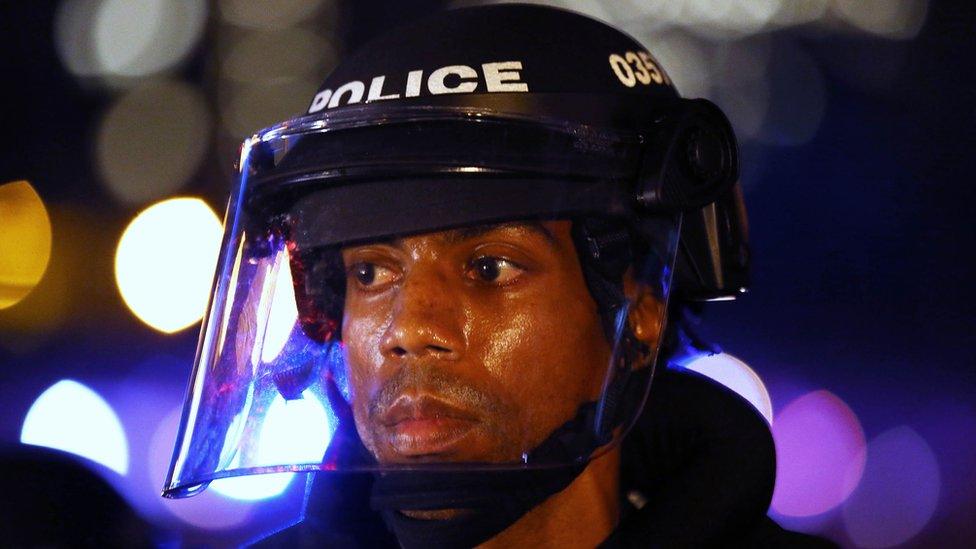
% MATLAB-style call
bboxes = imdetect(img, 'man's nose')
[381,266,465,361]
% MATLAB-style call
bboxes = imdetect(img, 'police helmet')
[163,4,746,526]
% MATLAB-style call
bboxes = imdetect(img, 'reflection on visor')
[210,388,333,501]
[163,106,681,498]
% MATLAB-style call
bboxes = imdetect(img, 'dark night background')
[1,1,973,547]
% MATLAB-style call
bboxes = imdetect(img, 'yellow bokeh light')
[115,197,222,333]
[0,181,53,309]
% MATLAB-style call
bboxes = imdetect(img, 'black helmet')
[164,4,746,546]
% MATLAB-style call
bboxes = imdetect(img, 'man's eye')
[350,262,396,288]
[467,256,524,284]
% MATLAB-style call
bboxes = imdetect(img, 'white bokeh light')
[683,353,774,423]
[450,0,926,42]
[211,389,333,501]
[677,0,784,39]
[634,30,712,99]
[257,390,334,465]
[54,0,102,78]
[115,198,223,333]
[55,0,208,82]
[94,0,208,78]
[770,0,830,28]
[21,380,129,475]
[209,471,297,502]
[617,0,685,27]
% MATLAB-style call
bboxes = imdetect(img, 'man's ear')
[622,267,665,357]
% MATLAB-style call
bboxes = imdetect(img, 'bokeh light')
[215,237,247,360]
[219,79,320,140]
[220,27,336,85]
[210,471,297,503]
[55,0,208,83]
[771,390,866,517]
[54,0,103,78]
[842,426,941,548]
[457,0,928,43]
[832,0,929,40]
[21,380,129,475]
[94,0,207,78]
[683,353,774,423]
[114,197,222,333]
[96,80,212,205]
[0,209,113,352]
[0,256,69,353]
[149,407,254,529]
[454,0,904,151]
[259,250,299,365]
[0,181,52,309]
[755,39,827,146]
[93,359,189,527]
[469,0,626,26]
[676,0,784,40]
[256,390,334,466]
[710,37,772,141]
[218,0,330,30]
[770,0,830,28]
[636,30,712,99]
[211,389,333,501]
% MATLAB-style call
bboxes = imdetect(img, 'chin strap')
[371,463,584,549]
[369,404,601,549]
[369,360,651,549]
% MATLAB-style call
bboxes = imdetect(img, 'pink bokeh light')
[771,390,866,517]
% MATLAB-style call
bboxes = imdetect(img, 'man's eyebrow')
[442,221,558,245]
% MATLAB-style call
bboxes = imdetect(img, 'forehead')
[440,220,562,244]
[344,220,572,251]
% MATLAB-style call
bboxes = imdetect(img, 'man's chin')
[401,508,473,520]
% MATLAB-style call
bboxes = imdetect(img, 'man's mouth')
[378,395,479,457]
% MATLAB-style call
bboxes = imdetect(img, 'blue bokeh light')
[842,426,941,548]
[211,388,333,501]
[682,352,774,423]
[20,379,129,475]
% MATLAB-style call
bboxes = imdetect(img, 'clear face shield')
[163,104,687,498]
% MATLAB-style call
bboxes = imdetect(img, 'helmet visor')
[163,105,680,498]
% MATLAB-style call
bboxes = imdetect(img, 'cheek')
[341,305,387,404]
[341,310,391,455]
[475,288,610,446]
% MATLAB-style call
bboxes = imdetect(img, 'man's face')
[340,220,612,463]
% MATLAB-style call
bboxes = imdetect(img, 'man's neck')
[477,447,621,548]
